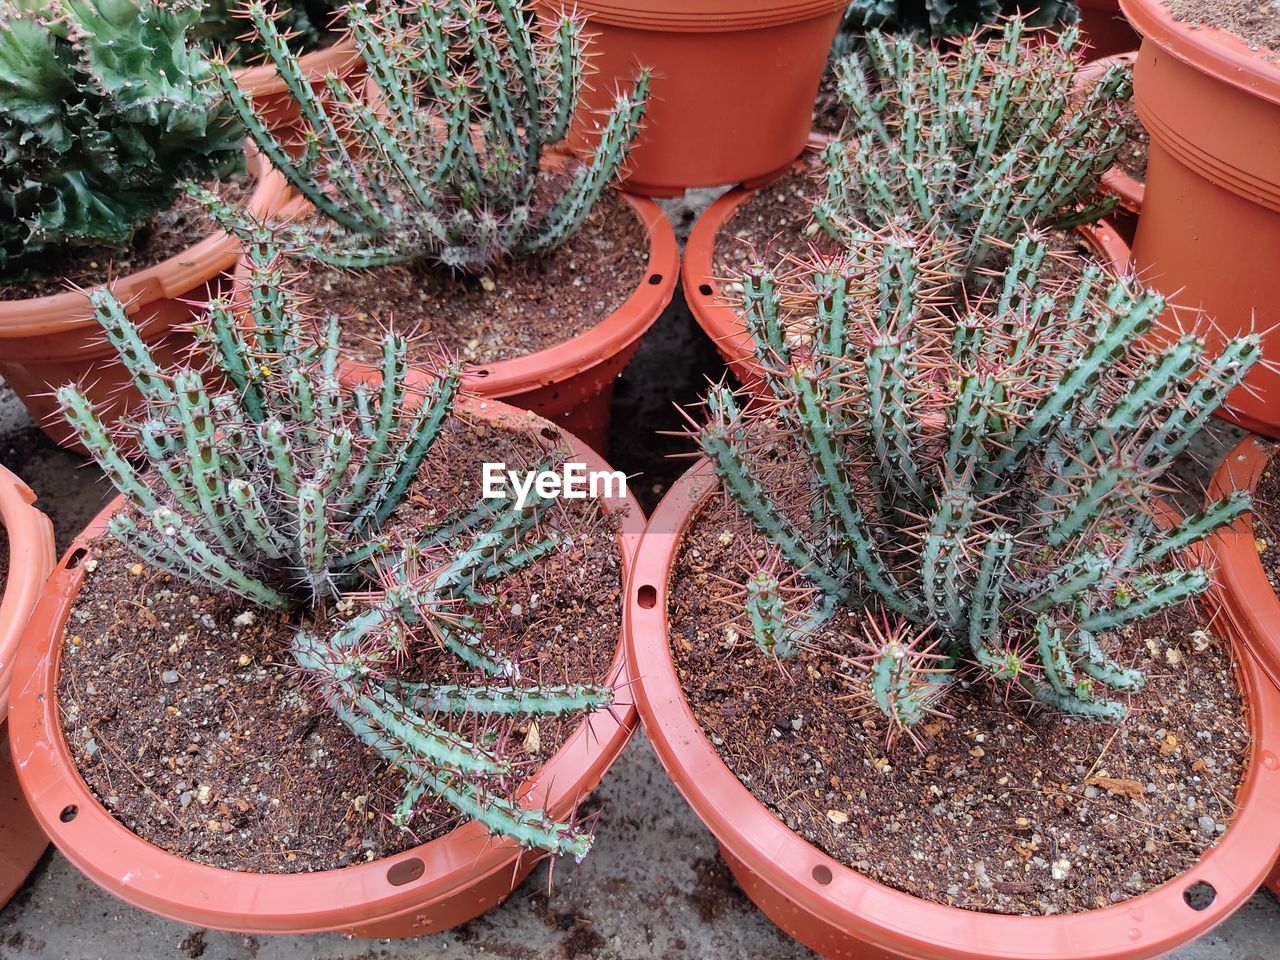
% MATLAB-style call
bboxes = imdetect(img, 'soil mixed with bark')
[294,180,648,368]
[1251,443,1280,593]
[1167,0,1280,54]
[58,416,623,873]
[668,490,1250,916]
[1,174,251,301]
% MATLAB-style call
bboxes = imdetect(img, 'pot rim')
[625,457,1280,960]
[1207,433,1280,693]
[8,395,643,935]
[237,157,678,399]
[682,154,1135,381]
[1119,0,1280,103]
[0,465,55,718]
[536,0,849,32]
[0,147,274,334]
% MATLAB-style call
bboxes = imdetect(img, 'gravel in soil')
[668,491,1250,916]
[1250,443,1280,594]
[1115,97,1149,182]
[812,65,847,136]
[293,183,648,368]
[1,174,251,301]
[1167,0,1280,55]
[57,415,623,873]
[0,525,8,599]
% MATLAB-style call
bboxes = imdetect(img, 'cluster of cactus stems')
[57,245,611,857]
[696,226,1261,732]
[0,0,242,278]
[817,17,1129,276]
[837,0,1076,43]
[195,0,649,274]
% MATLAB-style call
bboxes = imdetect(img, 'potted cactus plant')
[0,464,55,909]
[628,226,1280,958]
[204,0,678,453]
[688,18,1134,386]
[1074,51,1144,242]
[1120,0,1280,438]
[0,0,265,451]
[8,247,643,935]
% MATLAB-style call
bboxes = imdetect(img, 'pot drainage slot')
[698,284,714,297]
[59,805,78,823]
[387,857,425,887]
[811,864,832,886]
[64,547,88,570]
[1183,881,1215,911]
[637,585,657,609]
[648,274,663,285]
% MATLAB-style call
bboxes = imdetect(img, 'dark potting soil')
[813,64,847,137]
[1250,442,1280,594]
[0,174,251,301]
[668,490,1250,916]
[1167,0,1280,55]
[0,523,8,601]
[1115,97,1150,182]
[293,187,648,368]
[57,416,623,873]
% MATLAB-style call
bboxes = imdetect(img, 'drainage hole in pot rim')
[647,273,663,285]
[637,585,657,609]
[1183,881,1216,911]
[387,857,425,886]
[65,547,88,570]
[812,864,833,885]
[59,805,79,823]
[698,284,713,297]
[472,368,491,378]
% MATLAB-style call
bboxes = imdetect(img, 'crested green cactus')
[696,227,1259,732]
[58,246,612,856]
[196,0,649,274]
[817,17,1129,275]
[0,0,242,279]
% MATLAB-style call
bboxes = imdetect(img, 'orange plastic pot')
[9,396,643,936]
[0,149,285,453]
[0,464,55,909]
[233,36,362,142]
[1121,0,1280,439]
[626,458,1280,959]
[1076,0,1140,61]
[238,164,679,456]
[537,0,848,196]
[683,175,1134,389]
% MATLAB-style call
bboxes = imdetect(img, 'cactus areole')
[8,253,643,936]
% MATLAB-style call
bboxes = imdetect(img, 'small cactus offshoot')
[696,226,1259,734]
[817,17,1129,275]
[196,0,649,274]
[58,247,612,856]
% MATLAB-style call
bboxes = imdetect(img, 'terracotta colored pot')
[682,172,1134,389]
[1121,0,1280,439]
[1076,0,1140,61]
[237,163,679,455]
[9,396,643,936]
[1075,52,1145,243]
[626,458,1280,959]
[537,0,847,196]
[233,35,362,143]
[0,464,55,909]
[0,149,285,453]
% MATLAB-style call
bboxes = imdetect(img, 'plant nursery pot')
[8,396,643,937]
[238,163,679,456]
[683,177,1134,389]
[625,458,1280,960]
[0,464,55,909]
[0,150,285,454]
[233,36,362,142]
[1121,0,1280,439]
[1076,0,1141,61]
[536,0,848,196]
[1075,52,1145,242]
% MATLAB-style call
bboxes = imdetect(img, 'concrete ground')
[2,192,1278,958]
